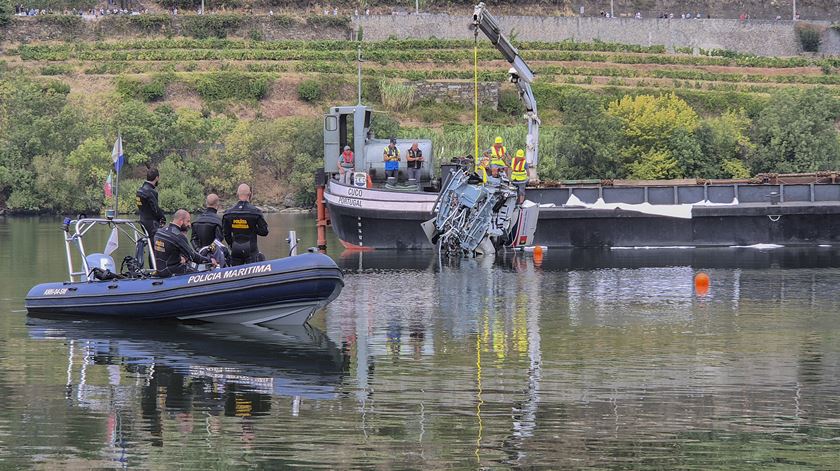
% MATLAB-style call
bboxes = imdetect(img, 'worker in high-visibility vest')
[510,148,529,204]
[490,136,507,169]
[475,154,490,185]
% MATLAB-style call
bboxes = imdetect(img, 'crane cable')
[473,29,480,166]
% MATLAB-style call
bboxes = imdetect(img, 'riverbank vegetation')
[3,35,840,213]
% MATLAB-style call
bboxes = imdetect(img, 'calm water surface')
[1,214,840,469]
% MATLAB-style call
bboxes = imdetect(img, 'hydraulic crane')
[472,2,541,181]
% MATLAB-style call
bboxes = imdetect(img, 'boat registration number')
[43,288,69,295]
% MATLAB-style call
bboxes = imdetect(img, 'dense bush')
[36,14,83,29]
[126,14,173,33]
[750,88,840,173]
[182,14,243,39]
[0,0,12,27]
[305,15,350,29]
[194,71,269,101]
[40,64,73,75]
[115,73,173,102]
[297,78,322,102]
[797,25,821,53]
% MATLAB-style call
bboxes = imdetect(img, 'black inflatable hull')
[25,253,344,326]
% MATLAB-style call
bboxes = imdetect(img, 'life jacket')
[510,156,528,182]
[490,145,507,167]
[340,150,354,168]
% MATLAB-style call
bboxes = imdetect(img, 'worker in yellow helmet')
[490,136,507,170]
[510,148,529,204]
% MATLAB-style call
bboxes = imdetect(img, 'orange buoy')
[694,272,710,296]
[533,245,543,265]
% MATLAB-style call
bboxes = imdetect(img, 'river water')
[1,213,839,469]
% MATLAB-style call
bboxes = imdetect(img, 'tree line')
[2,70,840,214]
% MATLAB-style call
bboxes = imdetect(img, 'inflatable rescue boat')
[25,217,343,326]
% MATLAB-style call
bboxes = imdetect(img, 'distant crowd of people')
[13,3,147,18]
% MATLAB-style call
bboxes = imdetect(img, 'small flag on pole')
[104,227,119,256]
[111,134,124,173]
[104,171,113,198]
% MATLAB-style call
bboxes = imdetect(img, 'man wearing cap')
[490,136,508,170]
[510,149,529,204]
[383,137,400,183]
[337,145,354,185]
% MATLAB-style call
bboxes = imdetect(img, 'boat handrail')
[63,217,157,283]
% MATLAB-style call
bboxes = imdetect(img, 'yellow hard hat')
[516,149,525,158]
[494,136,504,144]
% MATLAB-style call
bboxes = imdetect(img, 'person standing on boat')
[154,209,214,277]
[406,142,424,185]
[191,193,229,267]
[136,168,166,240]
[474,154,490,185]
[510,149,529,204]
[223,184,269,266]
[337,145,354,185]
[383,138,400,183]
[490,136,508,170]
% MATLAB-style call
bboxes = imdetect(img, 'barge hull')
[325,180,840,249]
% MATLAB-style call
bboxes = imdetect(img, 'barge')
[320,3,840,251]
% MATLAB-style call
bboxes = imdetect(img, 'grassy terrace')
[6,38,840,109]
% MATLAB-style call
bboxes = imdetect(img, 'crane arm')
[472,2,541,178]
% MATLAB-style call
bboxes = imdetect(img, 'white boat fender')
[524,245,548,252]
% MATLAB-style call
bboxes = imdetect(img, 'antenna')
[357,44,363,105]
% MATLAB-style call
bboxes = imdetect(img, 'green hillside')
[3,24,840,213]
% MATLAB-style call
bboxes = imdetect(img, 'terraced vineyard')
[6,37,840,119]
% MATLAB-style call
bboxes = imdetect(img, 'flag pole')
[114,132,121,215]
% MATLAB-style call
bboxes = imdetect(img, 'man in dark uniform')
[191,193,229,267]
[154,209,215,277]
[136,168,166,240]
[222,183,269,266]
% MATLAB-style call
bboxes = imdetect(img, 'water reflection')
[28,319,350,401]
[4,215,840,468]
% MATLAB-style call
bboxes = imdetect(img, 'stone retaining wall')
[356,14,840,56]
[412,81,499,108]
[5,14,840,57]
[0,16,349,43]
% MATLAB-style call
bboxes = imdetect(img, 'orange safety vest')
[510,156,528,182]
